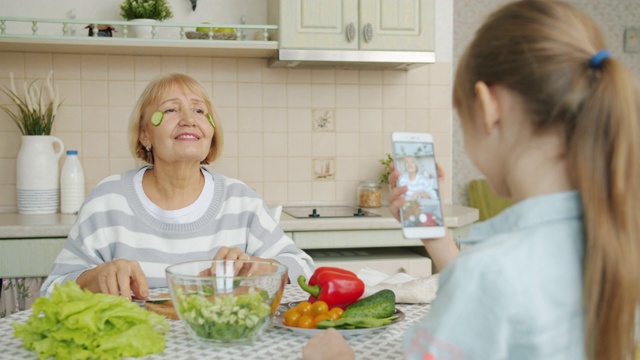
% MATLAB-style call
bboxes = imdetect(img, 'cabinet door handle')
[346,23,356,42]
[363,23,373,43]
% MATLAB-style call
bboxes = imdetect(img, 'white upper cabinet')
[360,0,434,51]
[278,0,359,50]
[276,0,434,52]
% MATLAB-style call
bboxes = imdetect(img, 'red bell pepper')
[297,266,365,309]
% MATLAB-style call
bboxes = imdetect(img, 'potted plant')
[119,0,174,38]
[119,0,174,21]
[0,71,65,214]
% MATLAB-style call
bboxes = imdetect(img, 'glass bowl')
[166,259,288,345]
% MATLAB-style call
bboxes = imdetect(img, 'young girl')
[302,1,640,359]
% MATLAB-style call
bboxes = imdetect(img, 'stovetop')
[282,206,380,219]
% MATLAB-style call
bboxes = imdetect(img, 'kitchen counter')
[0,205,478,278]
[279,204,478,232]
[0,204,478,239]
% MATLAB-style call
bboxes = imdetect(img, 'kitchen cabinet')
[274,0,435,52]
[0,238,66,278]
[307,247,433,278]
[0,213,74,278]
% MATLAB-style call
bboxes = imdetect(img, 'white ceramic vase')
[127,19,159,39]
[16,135,65,214]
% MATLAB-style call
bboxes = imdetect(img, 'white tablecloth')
[0,285,430,360]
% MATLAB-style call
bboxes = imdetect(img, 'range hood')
[269,49,436,70]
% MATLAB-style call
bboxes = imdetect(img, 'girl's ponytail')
[570,54,640,360]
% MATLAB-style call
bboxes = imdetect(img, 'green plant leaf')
[120,0,174,21]
[0,77,61,136]
[379,153,394,184]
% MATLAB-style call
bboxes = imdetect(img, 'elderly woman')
[41,73,314,299]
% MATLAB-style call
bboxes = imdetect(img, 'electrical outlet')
[624,28,640,53]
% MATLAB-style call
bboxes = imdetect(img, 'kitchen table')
[0,285,431,360]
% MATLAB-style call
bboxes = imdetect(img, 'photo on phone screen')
[392,133,445,238]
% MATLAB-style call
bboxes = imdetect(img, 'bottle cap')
[359,180,380,186]
[66,150,78,155]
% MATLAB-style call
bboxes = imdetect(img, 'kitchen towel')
[357,268,439,304]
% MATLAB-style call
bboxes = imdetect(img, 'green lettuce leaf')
[12,281,168,359]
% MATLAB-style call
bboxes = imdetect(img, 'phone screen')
[393,141,444,229]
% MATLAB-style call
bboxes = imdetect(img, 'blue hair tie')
[589,50,610,69]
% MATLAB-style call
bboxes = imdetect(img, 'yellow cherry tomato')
[310,301,329,317]
[297,314,314,329]
[295,301,313,315]
[327,307,344,320]
[313,314,331,327]
[283,308,301,327]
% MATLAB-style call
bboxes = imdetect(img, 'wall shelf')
[0,17,278,58]
[0,36,278,58]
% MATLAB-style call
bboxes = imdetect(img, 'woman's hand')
[302,328,355,360]
[76,259,148,300]
[412,192,431,200]
[212,246,269,277]
[213,246,253,262]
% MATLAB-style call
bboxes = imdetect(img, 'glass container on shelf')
[357,181,382,208]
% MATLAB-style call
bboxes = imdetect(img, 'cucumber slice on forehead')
[150,110,163,126]
[207,113,216,128]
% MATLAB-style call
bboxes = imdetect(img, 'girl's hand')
[388,162,408,222]
[302,328,355,360]
[435,162,446,197]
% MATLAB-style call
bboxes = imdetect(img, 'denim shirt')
[404,191,585,360]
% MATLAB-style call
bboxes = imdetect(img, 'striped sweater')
[40,167,315,296]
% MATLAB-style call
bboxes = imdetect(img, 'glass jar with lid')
[357,181,382,208]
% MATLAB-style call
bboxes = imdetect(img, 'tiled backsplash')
[0,52,452,212]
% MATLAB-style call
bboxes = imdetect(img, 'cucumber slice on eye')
[207,113,215,128]
[151,110,164,126]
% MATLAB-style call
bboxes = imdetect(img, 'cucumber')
[151,110,164,126]
[316,316,398,329]
[342,289,396,319]
[207,113,215,128]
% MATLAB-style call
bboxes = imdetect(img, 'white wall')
[0,0,456,212]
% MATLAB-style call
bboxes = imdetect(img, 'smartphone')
[391,132,446,239]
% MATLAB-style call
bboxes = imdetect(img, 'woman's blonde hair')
[127,73,224,165]
[453,1,640,359]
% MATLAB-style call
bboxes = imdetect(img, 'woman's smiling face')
[404,156,418,173]
[140,85,215,166]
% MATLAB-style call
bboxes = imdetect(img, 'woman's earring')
[145,145,151,152]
